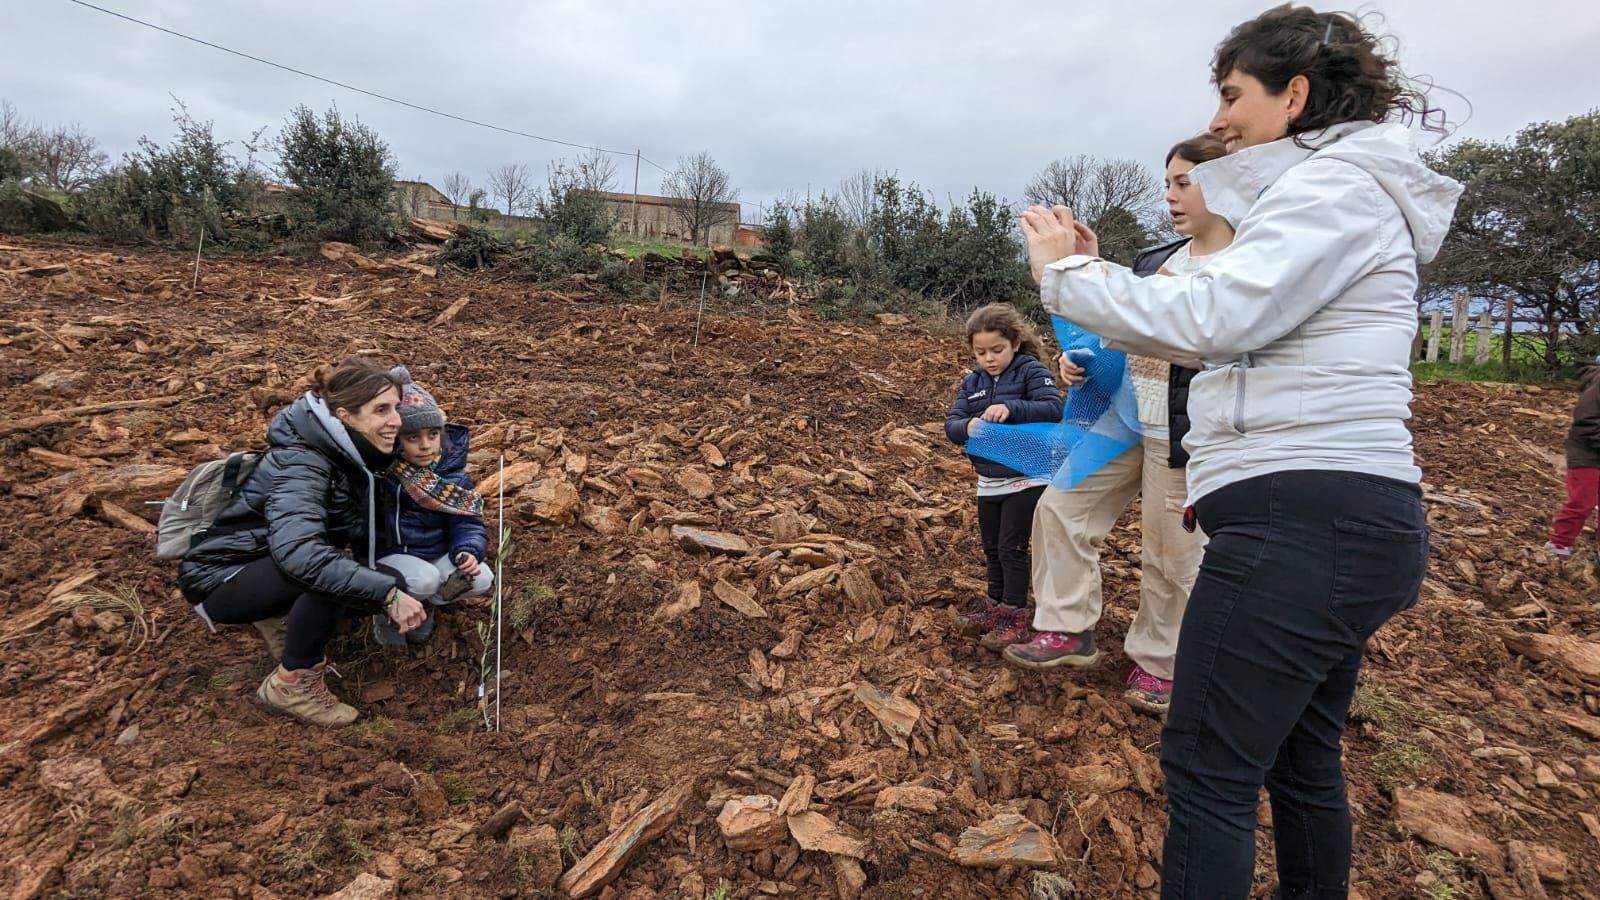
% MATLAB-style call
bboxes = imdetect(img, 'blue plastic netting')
[965,315,1142,489]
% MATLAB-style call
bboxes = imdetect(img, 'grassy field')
[1409,360,1531,383]
[614,238,708,260]
[1411,326,1590,382]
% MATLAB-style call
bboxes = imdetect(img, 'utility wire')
[65,0,671,172]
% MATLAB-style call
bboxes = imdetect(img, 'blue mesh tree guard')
[965,315,1142,489]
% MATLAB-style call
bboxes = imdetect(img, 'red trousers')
[1549,467,1600,548]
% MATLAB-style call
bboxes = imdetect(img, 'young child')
[1546,355,1600,559]
[944,303,1064,651]
[373,367,494,646]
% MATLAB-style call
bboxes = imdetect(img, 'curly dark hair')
[1212,4,1446,138]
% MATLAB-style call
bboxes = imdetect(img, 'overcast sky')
[4,0,1597,220]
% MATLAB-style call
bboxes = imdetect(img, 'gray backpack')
[155,451,263,560]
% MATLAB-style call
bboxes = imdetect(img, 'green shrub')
[277,105,399,245]
[436,226,503,270]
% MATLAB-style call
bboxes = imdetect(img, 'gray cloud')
[4,0,1596,220]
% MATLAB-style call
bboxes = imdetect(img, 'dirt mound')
[1,238,1597,899]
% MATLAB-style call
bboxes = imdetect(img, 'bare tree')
[575,147,619,193]
[399,178,429,218]
[29,123,108,191]
[1023,155,1166,239]
[440,171,472,219]
[1,100,34,149]
[835,168,883,232]
[661,151,740,245]
[486,163,533,215]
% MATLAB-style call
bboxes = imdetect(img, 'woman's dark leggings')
[201,556,376,670]
[1159,471,1428,899]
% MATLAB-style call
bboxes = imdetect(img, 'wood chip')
[952,813,1059,868]
[99,500,156,535]
[558,780,693,898]
[713,578,767,619]
[776,772,816,817]
[786,810,867,859]
[853,681,920,749]
[432,296,471,325]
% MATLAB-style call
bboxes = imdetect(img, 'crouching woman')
[180,358,427,726]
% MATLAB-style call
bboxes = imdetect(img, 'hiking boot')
[405,606,436,644]
[953,596,1003,637]
[253,616,286,662]
[1544,541,1574,559]
[978,605,1032,651]
[372,614,407,647]
[255,662,358,727]
[1123,664,1173,715]
[1003,630,1099,670]
[436,569,475,605]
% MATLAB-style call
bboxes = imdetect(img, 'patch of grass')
[1371,738,1434,792]
[1030,872,1078,900]
[1421,849,1475,899]
[510,582,555,631]
[272,828,333,880]
[438,772,474,805]
[109,806,142,850]
[705,879,732,900]
[557,825,582,866]
[131,806,195,849]
[273,821,370,878]
[439,706,481,734]
[52,584,153,653]
[617,238,706,260]
[1348,682,1412,730]
[364,716,395,738]
[1426,850,1475,878]
[1410,360,1541,384]
[330,821,370,865]
[206,673,234,690]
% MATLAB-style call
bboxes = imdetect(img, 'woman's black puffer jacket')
[178,392,398,611]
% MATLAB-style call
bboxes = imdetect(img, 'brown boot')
[255,662,358,727]
[253,617,286,663]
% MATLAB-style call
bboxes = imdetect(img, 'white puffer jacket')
[1039,122,1463,504]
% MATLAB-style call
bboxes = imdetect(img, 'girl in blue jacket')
[944,303,1063,650]
[373,368,493,645]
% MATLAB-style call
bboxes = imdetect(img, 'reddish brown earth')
[2,238,1597,899]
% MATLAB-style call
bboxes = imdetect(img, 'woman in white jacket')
[1021,6,1461,898]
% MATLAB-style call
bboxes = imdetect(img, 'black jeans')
[1159,471,1427,900]
[201,556,379,671]
[977,485,1045,605]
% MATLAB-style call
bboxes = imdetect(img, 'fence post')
[1427,310,1444,362]
[1449,292,1468,364]
[1503,302,1514,372]
[1474,310,1493,367]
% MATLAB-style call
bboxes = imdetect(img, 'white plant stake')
[494,452,505,732]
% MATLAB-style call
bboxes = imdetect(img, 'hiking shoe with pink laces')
[1003,630,1099,670]
[255,661,358,727]
[1123,664,1173,715]
[953,596,1003,637]
[978,605,1032,651]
